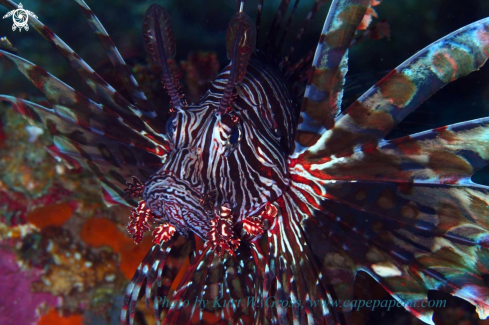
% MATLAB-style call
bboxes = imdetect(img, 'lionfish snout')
[142,172,212,239]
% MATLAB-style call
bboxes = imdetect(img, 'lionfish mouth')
[142,173,212,238]
[160,201,190,236]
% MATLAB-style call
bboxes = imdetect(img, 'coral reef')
[0,106,150,324]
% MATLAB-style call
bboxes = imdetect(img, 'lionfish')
[1,0,489,324]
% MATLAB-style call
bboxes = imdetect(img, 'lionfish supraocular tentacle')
[143,4,185,111]
[218,9,256,114]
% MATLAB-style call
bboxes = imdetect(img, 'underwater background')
[1,0,489,324]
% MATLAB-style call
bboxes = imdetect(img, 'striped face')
[143,60,297,239]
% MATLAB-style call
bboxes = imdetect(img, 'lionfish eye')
[223,115,242,157]
[166,114,176,140]
[229,124,240,145]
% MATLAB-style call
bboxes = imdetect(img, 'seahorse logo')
[2,3,37,32]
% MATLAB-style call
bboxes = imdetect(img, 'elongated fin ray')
[120,236,193,325]
[0,96,162,206]
[325,187,489,323]
[290,176,489,324]
[155,234,195,306]
[0,0,167,140]
[0,50,169,156]
[290,117,489,184]
[74,0,160,120]
[303,220,357,325]
[255,0,264,47]
[163,242,260,324]
[281,0,326,70]
[0,36,17,53]
[276,0,301,52]
[296,17,489,159]
[121,244,166,325]
[294,0,370,153]
[290,115,489,324]
[265,0,291,60]
[267,199,341,324]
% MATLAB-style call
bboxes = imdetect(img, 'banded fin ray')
[0,0,168,140]
[121,236,193,325]
[300,218,357,325]
[280,0,329,71]
[74,0,161,121]
[298,17,489,160]
[266,200,340,324]
[294,0,370,153]
[0,96,162,206]
[163,242,261,325]
[290,117,489,184]
[0,50,168,156]
[314,186,489,324]
[265,0,292,57]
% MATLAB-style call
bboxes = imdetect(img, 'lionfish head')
[139,4,293,243]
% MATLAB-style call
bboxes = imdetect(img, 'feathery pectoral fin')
[291,117,489,184]
[293,176,489,324]
[291,110,489,323]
